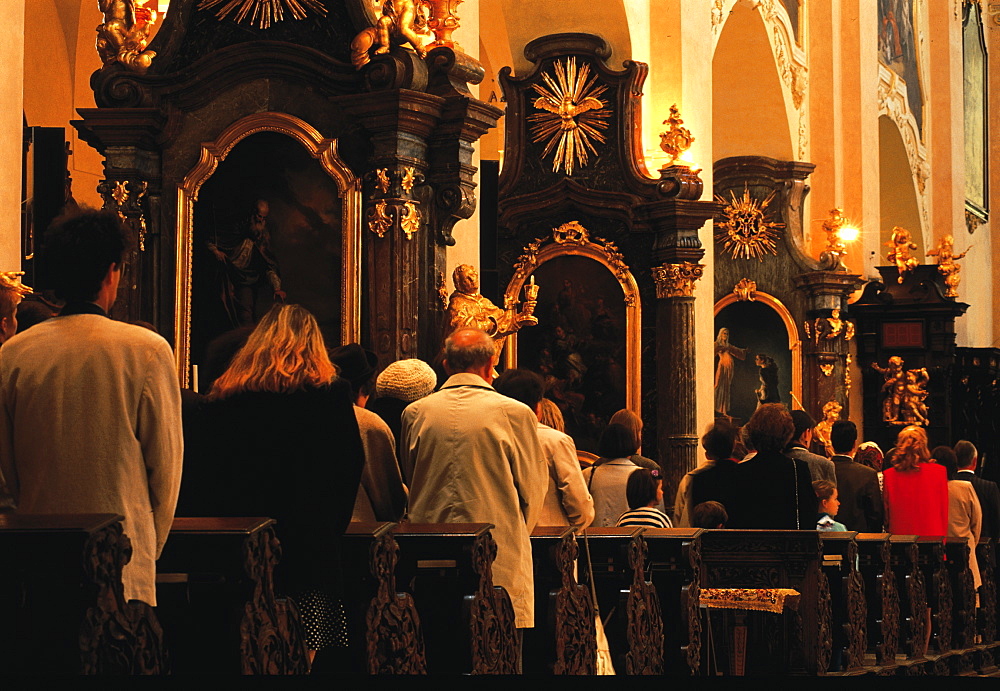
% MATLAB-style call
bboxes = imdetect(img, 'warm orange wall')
[0,2,24,270]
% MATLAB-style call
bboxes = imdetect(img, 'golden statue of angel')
[926,234,970,298]
[886,226,919,284]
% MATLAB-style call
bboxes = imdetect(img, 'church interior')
[2,0,1000,676]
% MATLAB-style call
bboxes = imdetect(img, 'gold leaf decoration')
[528,57,611,176]
[714,186,784,261]
[198,0,327,30]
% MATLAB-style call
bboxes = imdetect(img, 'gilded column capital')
[652,262,704,299]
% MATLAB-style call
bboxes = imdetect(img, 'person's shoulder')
[536,423,571,443]
[356,404,392,433]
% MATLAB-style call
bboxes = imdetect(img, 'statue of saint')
[754,353,780,407]
[714,327,748,416]
[208,199,285,326]
[445,264,538,356]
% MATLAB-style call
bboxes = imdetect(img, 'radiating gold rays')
[714,186,784,261]
[198,0,327,29]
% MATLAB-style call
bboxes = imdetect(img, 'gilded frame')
[502,222,642,417]
[713,290,803,410]
[174,112,361,386]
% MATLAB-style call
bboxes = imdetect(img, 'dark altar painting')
[191,131,344,372]
[878,0,923,133]
[780,0,800,42]
[714,301,792,425]
[518,255,627,453]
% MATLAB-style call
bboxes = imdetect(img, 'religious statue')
[445,264,538,357]
[96,0,158,74]
[207,200,285,327]
[886,226,919,284]
[926,234,970,298]
[754,353,780,407]
[714,327,748,416]
[873,356,929,426]
[814,400,842,456]
[814,308,854,343]
[350,0,434,69]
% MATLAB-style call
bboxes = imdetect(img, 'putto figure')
[350,0,434,69]
[445,264,538,357]
[873,355,930,426]
[926,234,970,298]
[886,226,919,284]
[96,0,158,74]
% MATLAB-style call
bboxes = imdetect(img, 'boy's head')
[813,480,839,517]
[692,501,728,529]
[830,420,858,455]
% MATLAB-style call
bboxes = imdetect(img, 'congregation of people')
[1,208,998,671]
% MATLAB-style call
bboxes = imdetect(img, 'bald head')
[444,328,497,379]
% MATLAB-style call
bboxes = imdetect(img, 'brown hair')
[813,479,836,501]
[209,304,337,399]
[744,403,795,453]
[889,425,930,472]
[610,409,642,446]
[539,398,566,432]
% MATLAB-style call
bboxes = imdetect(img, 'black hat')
[328,343,378,394]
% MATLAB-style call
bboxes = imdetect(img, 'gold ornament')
[375,168,391,194]
[652,263,704,299]
[820,364,834,377]
[198,0,327,30]
[400,166,416,193]
[349,0,432,69]
[658,104,695,168]
[926,234,970,298]
[400,201,420,240]
[873,356,930,426]
[97,0,158,73]
[886,226,919,283]
[845,353,852,398]
[814,400,842,455]
[367,200,391,237]
[528,57,610,176]
[0,272,33,298]
[819,208,849,271]
[423,0,463,49]
[446,264,538,357]
[733,278,757,302]
[714,186,784,261]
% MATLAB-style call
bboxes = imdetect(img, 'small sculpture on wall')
[350,0,434,69]
[926,234,970,298]
[714,186,784,261]
[714,327,748,416]
[754,353,780,407]
[813,308,854,344]
[97,0,159,74]
[658,104,695,169]
[814,400,842,455]
[885,226,919,284]
[446,264,538,356]
[873,355,930,426]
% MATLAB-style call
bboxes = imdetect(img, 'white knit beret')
[375,358,437,402]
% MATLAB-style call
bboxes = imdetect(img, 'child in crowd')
[814,480,847,531]
[616,469,672,528]
[692,501,728,529]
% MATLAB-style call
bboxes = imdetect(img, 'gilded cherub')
[350,0,434,70]
[96,0,158,74]
[898,367,930,426]
[926,234,970,298]
[886,226,919,284]
[872,356,905,423]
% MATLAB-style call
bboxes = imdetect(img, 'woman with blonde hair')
[184,304,364,669]
[882,425,948,536]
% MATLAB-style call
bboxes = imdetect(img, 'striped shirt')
[617,507,673,529]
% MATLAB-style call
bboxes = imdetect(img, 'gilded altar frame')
[502,222,642,417]
[713,290,803,410]
[174,112,361,386]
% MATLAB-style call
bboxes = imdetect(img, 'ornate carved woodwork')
[625,535,664,675]
[468,529,520,674]
[820,533,868,671]
[977,540,998,644]
[0,514,167,675]
[343,522,427,674]
[155,517,309,674]
[642,528,703,675]
[889,536,928,659]
[496,32,717,492]
[916,537,953,655]
[856,534,900,667]
[944,537,977,651]
[851,265,970,451]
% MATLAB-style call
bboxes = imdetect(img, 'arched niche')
[175,112,361,386]
[503,221,641,451]
[712,0,797,161]
[878,114,925,256]
[713,290,802,422]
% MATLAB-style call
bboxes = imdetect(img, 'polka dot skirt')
[294,590,349,651]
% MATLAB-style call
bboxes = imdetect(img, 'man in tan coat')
[0,210,182,606]
[401,328,546,632]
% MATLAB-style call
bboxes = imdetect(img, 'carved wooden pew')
[888,535,928,663]
[698,529,831,675]
[0,513,167,674]
[855,533,899,670]
[389,523,518,674]
[525,526,596,675]
[578,527,663,674]
[977,538,999,674]
[914,535,954,669]
[642,527,703,676]
[819,531,867,673]
[154,517,309,674]
[944,536,978,675]
[341,521,426,674]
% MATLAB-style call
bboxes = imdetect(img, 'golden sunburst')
[714,186,784,261]
[198,0,327,30]
[528,57,611,176]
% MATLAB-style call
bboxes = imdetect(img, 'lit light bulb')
[837,225,860,243]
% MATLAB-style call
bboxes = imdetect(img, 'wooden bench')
[342,521,426,674]
[888,535,928,662]
[855,533,900,669]
[155,516,309,674]
[698,529,831,675]
[579,527,663,674]
[944,536,978,675]
[0,513,166,674]
[914,535,954,665]
[526,526,596,675]
[819,531,867,673]
[642,527,703,675]
[390,523,518,674]
[976,537,1000,674]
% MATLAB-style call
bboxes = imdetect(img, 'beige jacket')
[401,373,547,628]
[948,479,983,590]
[535,422,594,530]
[0,314,183,606]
